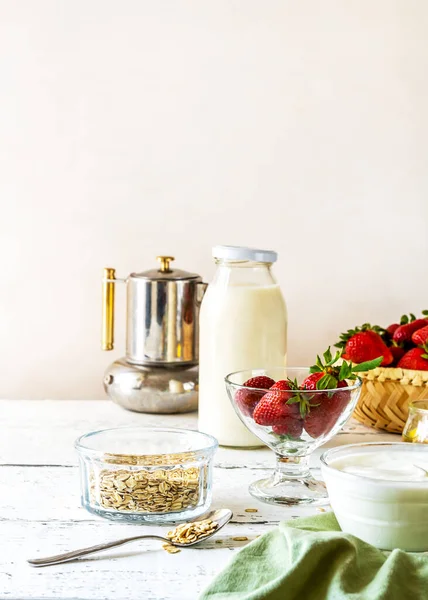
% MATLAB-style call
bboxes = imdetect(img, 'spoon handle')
[27,534,166,567]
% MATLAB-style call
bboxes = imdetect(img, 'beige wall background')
[1,0,427,399]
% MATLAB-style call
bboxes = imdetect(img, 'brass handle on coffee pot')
[102,268,116,350]
[156,256,175,273]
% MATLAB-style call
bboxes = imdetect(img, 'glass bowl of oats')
[75,426,218,523]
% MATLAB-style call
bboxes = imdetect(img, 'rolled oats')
[89,460,203,514]
[166,519,218,545]
[162,543,181,554]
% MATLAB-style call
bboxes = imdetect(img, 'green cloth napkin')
[199,512,428,600]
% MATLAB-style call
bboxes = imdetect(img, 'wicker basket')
[353,367,428,433]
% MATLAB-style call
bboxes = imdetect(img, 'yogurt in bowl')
[320,442,428,551]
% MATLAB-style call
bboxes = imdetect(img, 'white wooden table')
[2,400,396,600]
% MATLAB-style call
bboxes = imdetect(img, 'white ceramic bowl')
[321,442,428,551]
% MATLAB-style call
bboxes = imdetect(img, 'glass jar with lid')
[198,246,287,447]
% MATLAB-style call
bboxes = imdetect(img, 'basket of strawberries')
[336,311,428,433]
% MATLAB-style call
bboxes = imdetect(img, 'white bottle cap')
[212,245,278,263]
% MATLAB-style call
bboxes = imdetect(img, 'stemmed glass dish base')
[249,455,328,506]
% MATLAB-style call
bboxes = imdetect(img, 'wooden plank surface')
[1,401,394,599]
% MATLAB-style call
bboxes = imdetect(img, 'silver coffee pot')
[101,256,207,413]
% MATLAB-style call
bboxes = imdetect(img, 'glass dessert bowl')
[225,367,362,506]
[402,400,428,444]
[75,426,218,523]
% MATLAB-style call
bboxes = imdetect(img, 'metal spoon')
[413,464,428,476]
[27,508,232,568]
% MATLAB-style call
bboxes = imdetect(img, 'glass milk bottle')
[198,246,287,447]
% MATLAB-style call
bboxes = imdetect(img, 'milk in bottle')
[198,246,287,447]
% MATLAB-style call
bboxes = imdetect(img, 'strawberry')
[253,383,295,426]
[336,324,392,366]
[301,347,382,438]
[253,379,305,438]
[386,313,417,338]
[272,418,303,437]
[235,389,266,417]
[270,379,293,391]
[412,325,428,346]
[336,322,386,346]
[301,372,325,391]
[343,331,393,366]
[245,376,276,389]
[235,375,275,416]
[389,345,406,364]
[302,347,382,391]
[301,372,350,437]
[386,324,400,336]
[302,372,349,406]
[393,319,428,345]
[304,381,349,438]
[397,347,428,371]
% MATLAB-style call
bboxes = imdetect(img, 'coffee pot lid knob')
[132,257,201,281]
[156,256,175,273]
